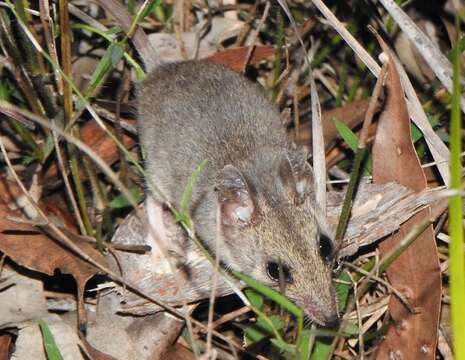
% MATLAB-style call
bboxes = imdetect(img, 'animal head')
[214,146,339,326]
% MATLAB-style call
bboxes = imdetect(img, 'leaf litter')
[0,0,460,359]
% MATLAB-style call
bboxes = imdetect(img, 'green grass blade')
[311,270,352,359]
[71,23,145,80]
[334,147,368,241]
[82,43,124,102]
[245,289,264,310]
[179,160,208,216]
[109,186,144,208]
[299,329,312,360]
[245,314,285,345]
[38,320,64,360]
[448,22,465,360]
[334,119,372,174]
[234,271,304,353]
[234,271,303,320]
[334,119,359,151]
[270,338,296,355]
[123,0,160,41]
[180,160,208,214]
[175,160,208,227]
[139,0,162,20]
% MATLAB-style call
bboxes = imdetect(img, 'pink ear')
[280,147,314,205]
[215,165,255,227]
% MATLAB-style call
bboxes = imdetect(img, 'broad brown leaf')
[206,45,276,72]
[44,119,135,180]
[0,334,12,360]
[291,99,379,149]
[0,179,106,301]
[372,36,441,359]
[80,336,118,360]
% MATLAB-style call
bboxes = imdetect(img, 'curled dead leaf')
[372,34,441,360]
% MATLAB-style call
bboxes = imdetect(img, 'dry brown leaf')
[0,204,105,290]
[291,99,379,149]
[0,334,12,360]
[206,45,276,73]
[164,343,196,360]
[125,312,186,360]
[44,119,135,180]
[80,337,118,360]
[0,180,106,308]
[372,36,441,359]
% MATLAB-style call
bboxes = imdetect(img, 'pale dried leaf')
[309,72,327,214]
[147,18,245,63]
[0,270,48,329]
[13,315,83,360]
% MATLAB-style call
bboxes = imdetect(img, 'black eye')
[319,233,335,262]
[266,261,293,283]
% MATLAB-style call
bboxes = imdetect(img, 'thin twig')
[211,306,251,328]
[205,208,222,355]
[342,261,414,313]
[241,0,270,74]
[347,272,364,359]
[334,63,387,241]
[59,0,72,123]
[359,63,388,147]
[51,124,87,234]
[38,0,62,94]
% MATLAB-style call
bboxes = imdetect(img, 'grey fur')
[137,60,338,325]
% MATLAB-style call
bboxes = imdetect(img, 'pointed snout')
[320,312,340,328]
[297,294,339,328]
[307,307,340,328]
